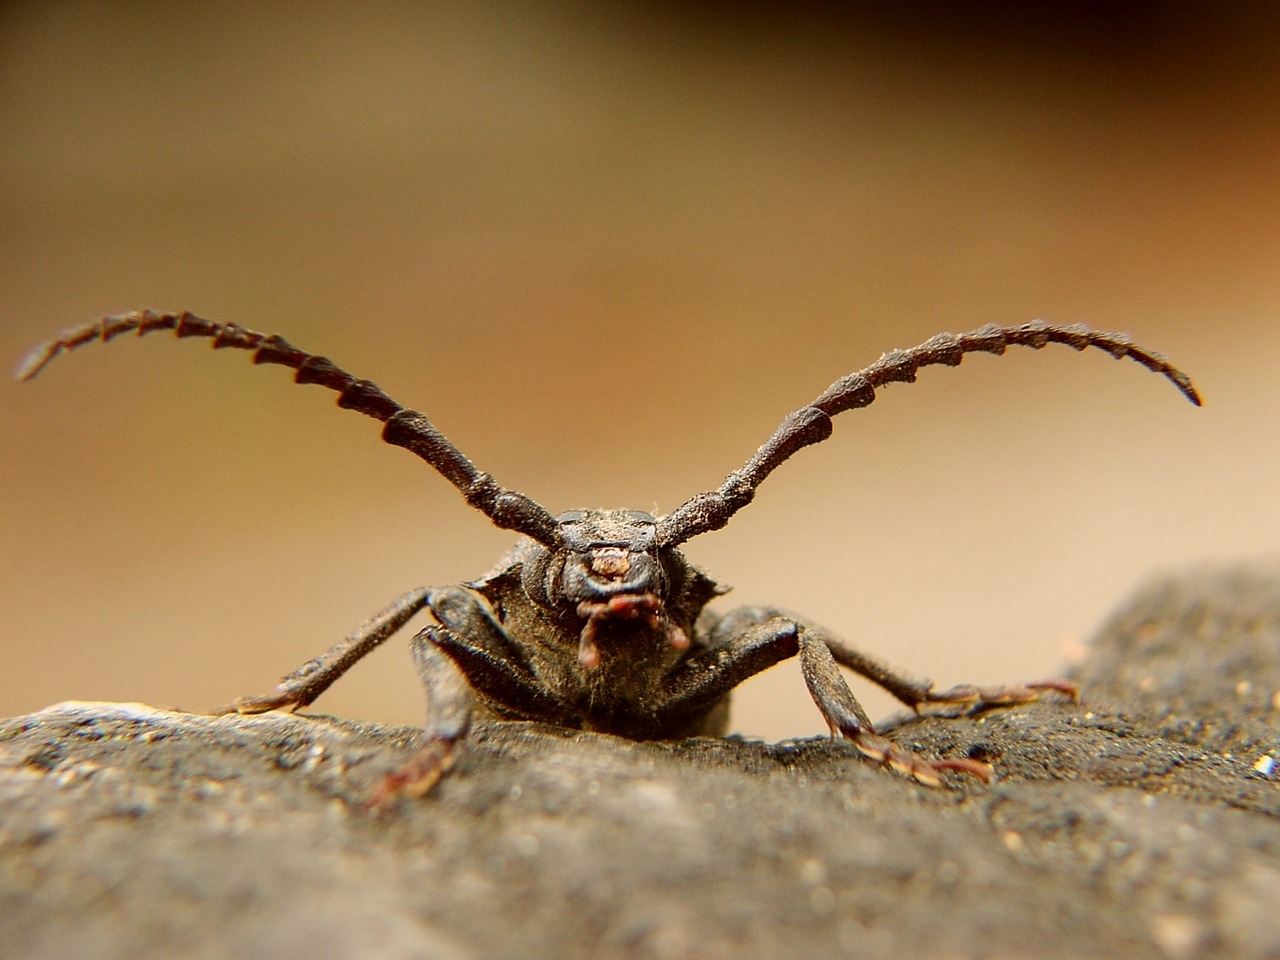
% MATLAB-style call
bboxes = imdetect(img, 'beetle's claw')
[844,728,992,787]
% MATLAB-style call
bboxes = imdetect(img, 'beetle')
[18,310,1200,798]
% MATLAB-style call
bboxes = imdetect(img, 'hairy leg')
[655,610,801,735]
[812,624,1077,715]
[700,606,1073,784]
[797,631,991,786]
[216,587,433,714]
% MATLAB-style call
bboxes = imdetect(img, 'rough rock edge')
[2,564,1280,960]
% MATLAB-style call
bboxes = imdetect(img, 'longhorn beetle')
[18,311,1200,799]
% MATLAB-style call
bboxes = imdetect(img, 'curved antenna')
[17,309,563,548]
[657,320,1201,547]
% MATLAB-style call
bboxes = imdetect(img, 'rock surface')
[3,565,1280,960]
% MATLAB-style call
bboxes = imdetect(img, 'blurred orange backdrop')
[3,3,1277,738]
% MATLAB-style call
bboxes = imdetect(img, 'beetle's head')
[519,509,693,669]
[554,509,664,600]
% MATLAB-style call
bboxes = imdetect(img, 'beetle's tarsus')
[916,679,1080,717]
[213,692,304,716]
[925,756,995,783]
[366,739,458,813]
[833,724,993,787]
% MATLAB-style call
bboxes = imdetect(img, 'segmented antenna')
[657,320,1201,547]
[17,309,563,547]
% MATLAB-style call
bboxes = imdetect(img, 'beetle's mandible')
[18,311,1201,801]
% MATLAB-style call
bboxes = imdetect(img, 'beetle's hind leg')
[814,628,1078,717]
[215,586,433,715]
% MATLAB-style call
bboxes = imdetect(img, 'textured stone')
[3,565,1279,959]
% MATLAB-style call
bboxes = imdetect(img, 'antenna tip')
[14,341,58,381]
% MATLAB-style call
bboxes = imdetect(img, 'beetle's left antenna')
[17,309,563,548]
[657,320,1201,547]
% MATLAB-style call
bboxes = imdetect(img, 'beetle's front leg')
[367,629,474,809]
[657,609,803,735]
[215,587,433,714]
[702,607,992,785]
[369,585,567,809]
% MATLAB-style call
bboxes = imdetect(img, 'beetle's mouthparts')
[574,593,690,669]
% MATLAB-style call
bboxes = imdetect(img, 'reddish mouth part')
[574,592,690,670]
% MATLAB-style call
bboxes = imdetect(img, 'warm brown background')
[3,3,1277,739]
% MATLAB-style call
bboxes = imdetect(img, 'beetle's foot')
[366,739,457,813]
[213,656,343,715]
[916,678,1079,717]
[845,728,993,787]
[211,690,305,716]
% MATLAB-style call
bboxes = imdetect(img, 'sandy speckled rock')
[3,565,1280,960]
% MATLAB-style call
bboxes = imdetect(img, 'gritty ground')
[3,564,1279,960]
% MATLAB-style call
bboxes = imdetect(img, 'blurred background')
[2,2,1277,738]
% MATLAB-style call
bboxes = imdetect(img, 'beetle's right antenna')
[657,320,1200,547]
[17,309,563,548]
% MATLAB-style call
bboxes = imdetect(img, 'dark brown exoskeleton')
[18,311,1201,800]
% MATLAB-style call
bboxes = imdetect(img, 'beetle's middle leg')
[797,630,993,785]
[366,630,475,809]
[693,607,992,785]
